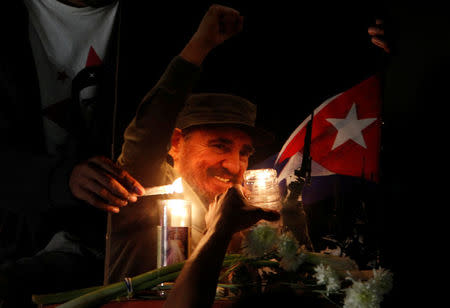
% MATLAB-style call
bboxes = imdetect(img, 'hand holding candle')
[208,185,280,236]
[69,156,145,213]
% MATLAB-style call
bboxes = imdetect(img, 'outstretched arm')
[117,4,244,186]
[163,186,280,308]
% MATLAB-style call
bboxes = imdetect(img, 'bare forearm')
[179,37,212,67]
[163,228,232,308]
[163,186,280,308]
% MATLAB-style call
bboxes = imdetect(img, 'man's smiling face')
[170,126,254,204]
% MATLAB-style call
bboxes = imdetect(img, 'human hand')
[180,4,243,66]
[69,156,145,213]
[206,185,280,237]
[368,19,390,53]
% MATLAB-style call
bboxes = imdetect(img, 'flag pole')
[281,111,314,251]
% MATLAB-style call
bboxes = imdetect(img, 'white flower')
[313,263,341,295]
[343,280,381,308]
[371,268,393,295]
[242,223,278,258]
[278,232,299,259]
[277,232,305,271]
[343,267,393,308]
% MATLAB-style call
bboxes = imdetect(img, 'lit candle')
[157,199,191,269]
[243,168,281,210]
[166,199,188,226]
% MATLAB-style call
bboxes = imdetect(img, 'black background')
[193,1,388,163]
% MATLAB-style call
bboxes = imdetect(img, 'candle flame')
[167,200,188,217]
[143,177,184,196]
[172,177,183,194]
[243,168,281,210]
[165,199,189,226]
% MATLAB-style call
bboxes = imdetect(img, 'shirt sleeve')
[117,55,201,187]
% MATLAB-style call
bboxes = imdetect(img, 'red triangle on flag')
[85,46,102,67]
[276,75,382,182]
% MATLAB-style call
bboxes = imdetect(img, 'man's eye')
[240,150,253,158]
[211,144,227,151]
[240,146,255,158]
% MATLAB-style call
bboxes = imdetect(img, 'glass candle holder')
[157,199,192,268]
[243,168,281,210]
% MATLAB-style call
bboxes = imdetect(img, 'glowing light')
[243,168,281,210]
[143,177,183,196]
[166,199,188,226]
[157,199,191,270]
[172,177,183,194]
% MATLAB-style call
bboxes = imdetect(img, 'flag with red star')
[41,46,102,131]
[275,75,382,183]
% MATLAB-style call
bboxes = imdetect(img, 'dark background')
[189,1,388,164]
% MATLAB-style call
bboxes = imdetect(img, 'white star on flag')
[274,75,382,182]
[326,103,376,150]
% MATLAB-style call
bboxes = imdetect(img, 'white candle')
[243,168,281,210]
[157,199,191,269]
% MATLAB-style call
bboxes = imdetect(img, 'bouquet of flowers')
[214,223,393,308]
[32,222,392,308]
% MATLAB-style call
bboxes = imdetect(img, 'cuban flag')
[273,75,382,202]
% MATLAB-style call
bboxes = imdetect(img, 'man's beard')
[181,165,240,205]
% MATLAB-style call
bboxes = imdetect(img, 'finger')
[368,27,384,36]
[371,37,390,52]
[119,172,145,196]
[211,4,240,17]
[89,157,145,196]
[213,5,240,30]
[82,178,129,207]
[103,167,145,198]
[241,185,251,198]
[371,37,383,46]
[88,156,122,177]
[87,168,132,201]
[214,191,225,205]
[222,13,241,34]
[78,187,121,213]
[222,12,243,37]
